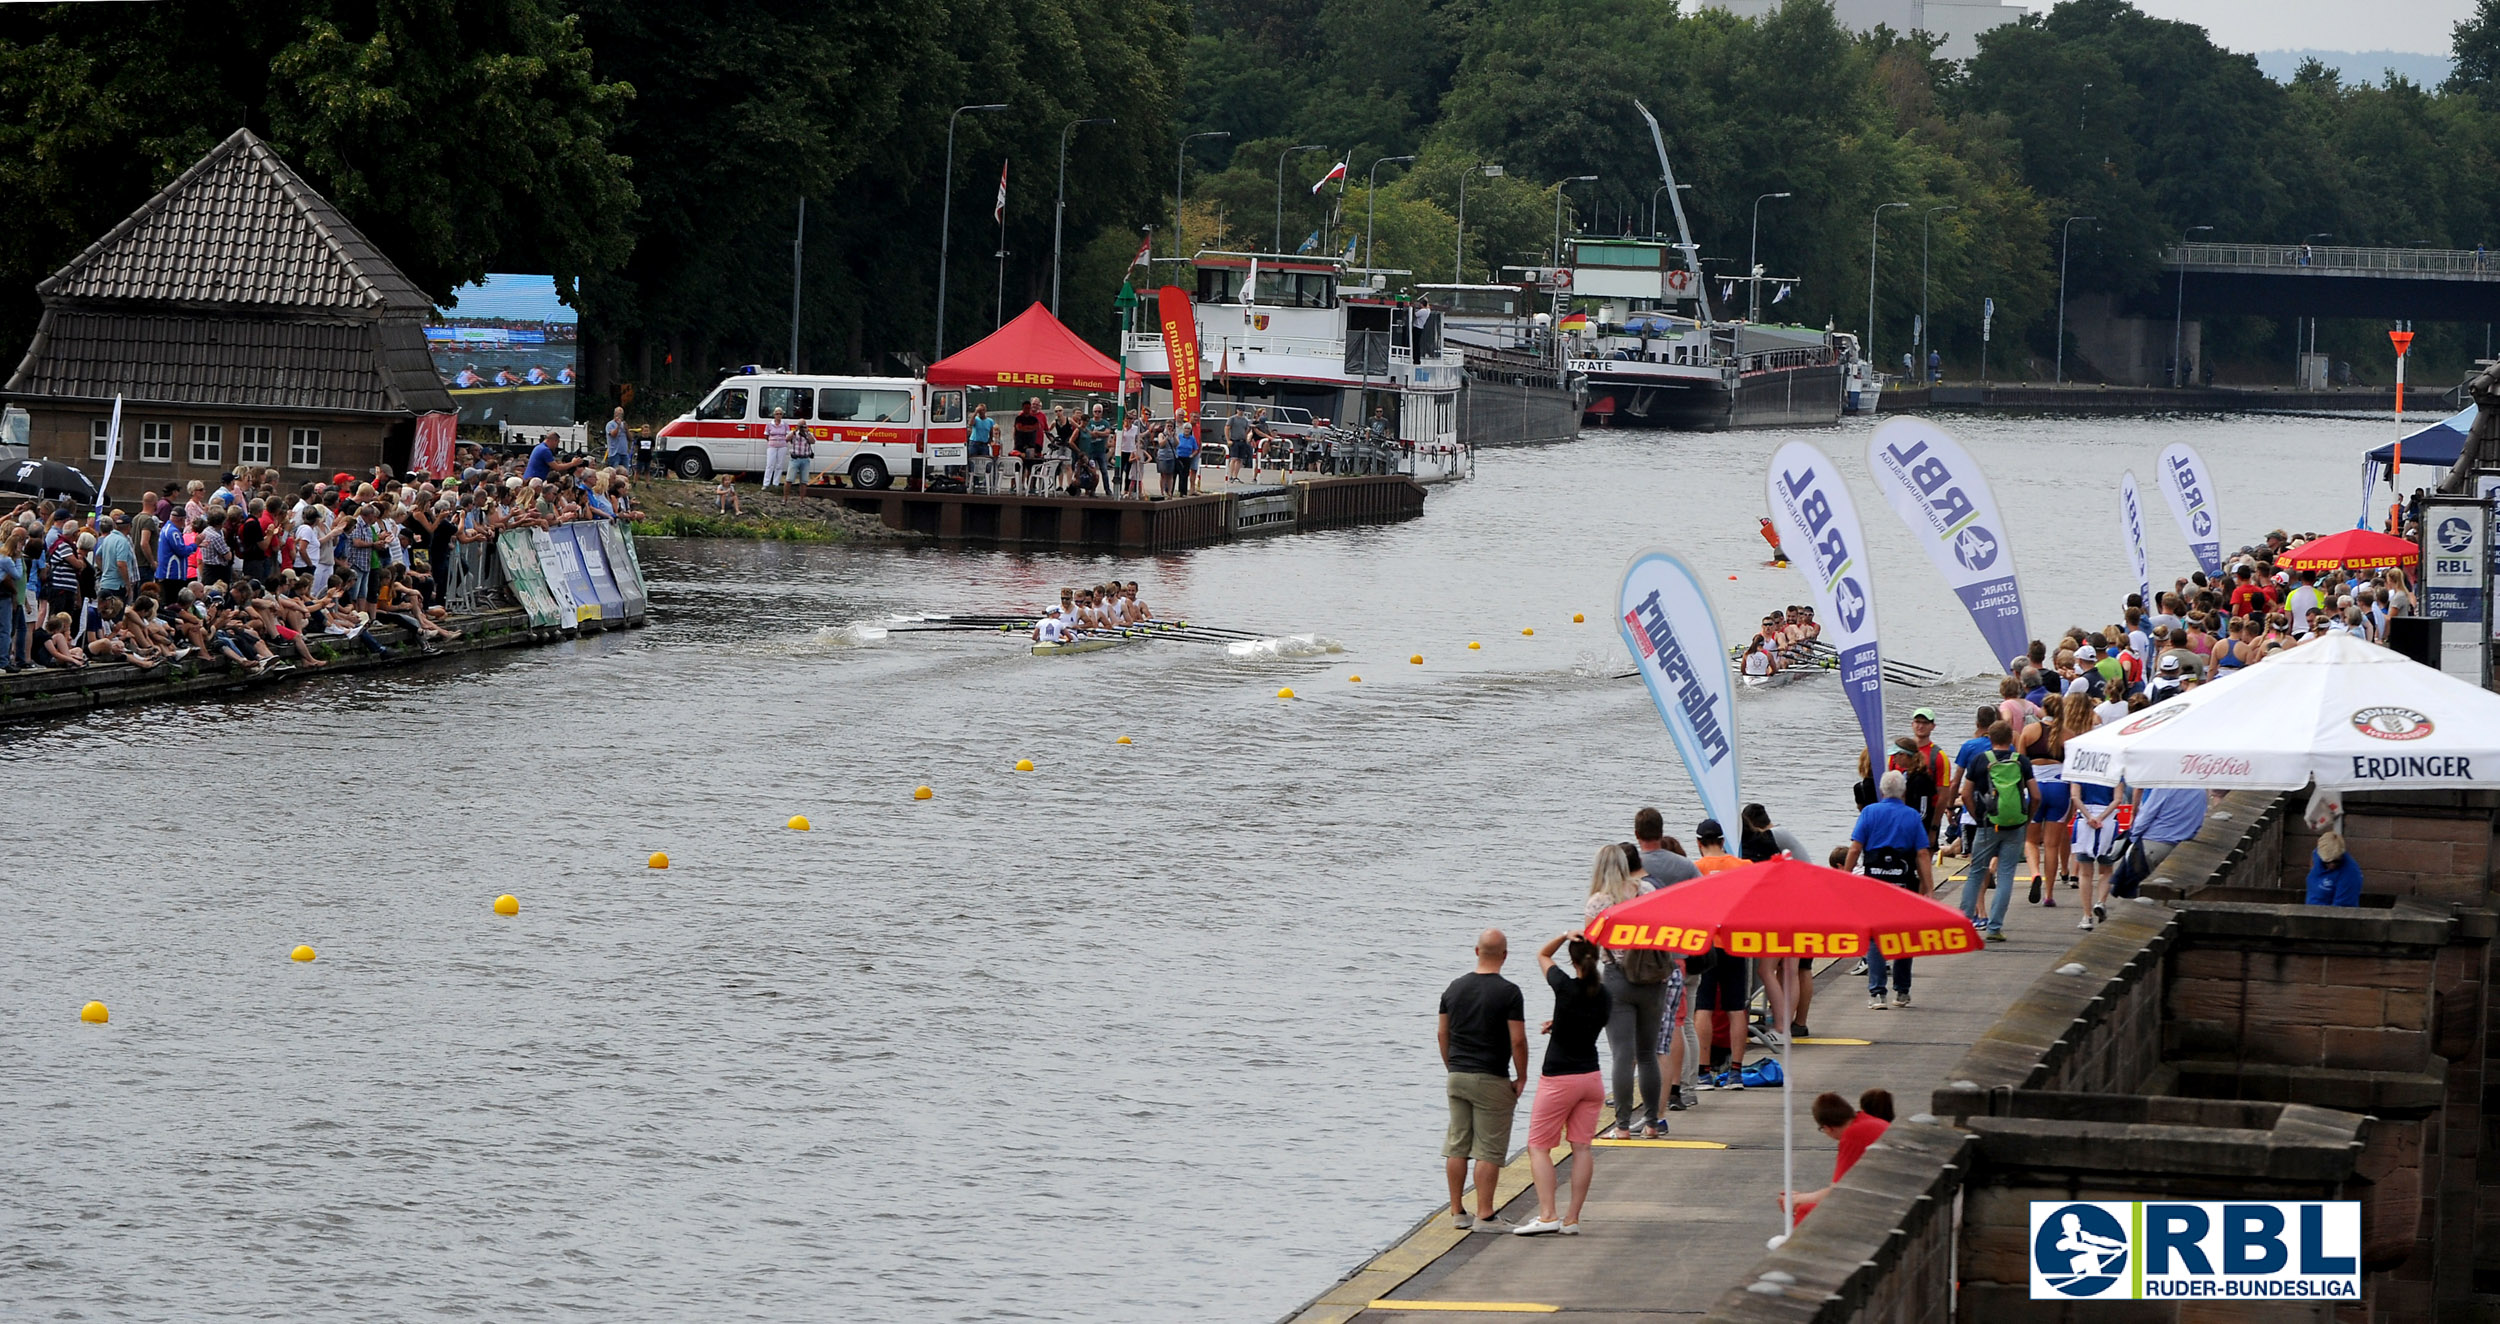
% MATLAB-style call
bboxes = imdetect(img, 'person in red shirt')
[1781,1090,1892,1223]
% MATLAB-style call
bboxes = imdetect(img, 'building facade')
[5,127,452,496]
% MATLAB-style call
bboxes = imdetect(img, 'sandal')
[1599,1126,1637,1141]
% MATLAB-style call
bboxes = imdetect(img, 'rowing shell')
[1738,667,1808,690]
[1032,634,1135,657]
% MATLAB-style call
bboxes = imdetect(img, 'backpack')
[1975,751,2030,829]
[1620,946,1674,986]
[1862,845,1917,891]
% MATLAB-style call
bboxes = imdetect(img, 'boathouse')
[5,128,452,490]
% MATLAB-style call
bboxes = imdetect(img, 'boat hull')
[1586,361,1844,431]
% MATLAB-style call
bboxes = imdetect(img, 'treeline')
[0,0,2495,416]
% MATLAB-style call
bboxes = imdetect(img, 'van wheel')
[850,456,891,491]
[673,449,711,480]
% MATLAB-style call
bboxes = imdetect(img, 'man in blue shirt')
[92,515,140,603]
[967,403,999,492]
[1941,706,1995,858]
[2133,785,2207,870]
[1845,768,1934,1008]
[524,433,585,483]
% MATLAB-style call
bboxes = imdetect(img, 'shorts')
[2072,811,2121,861]
[1526,1070,1605,1148]
[788,456,813,483]
[1229,440,1253,462]
[1695,955,1750,1012]
[1443,1071,1518,1163]
[2034,781,2072,822]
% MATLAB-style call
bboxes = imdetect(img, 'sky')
[439,272,574,323]
[2121,0,2472,56]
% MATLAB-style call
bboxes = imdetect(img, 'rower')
[1126,580,1155,622]
[1741,630,1778,677]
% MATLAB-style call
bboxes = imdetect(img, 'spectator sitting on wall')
[1779,1090,1890,1224]
[2305,830,2362,907]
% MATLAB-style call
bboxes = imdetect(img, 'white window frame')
[239,425,272,466]
[190,423,222,465]
[89,418,112,461]
[287,426,322,469]
[139,421,172,462]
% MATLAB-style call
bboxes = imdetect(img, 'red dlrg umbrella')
[2277,527,2419,573]
[1586,856,1982,1245]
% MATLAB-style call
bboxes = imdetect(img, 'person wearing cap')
[1845,769,1934,1008]
[2146,653,2186,704]
[1031,605,1072,646]
[1688,821,1751,1088]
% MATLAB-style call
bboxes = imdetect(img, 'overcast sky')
[2112,0,2471,55]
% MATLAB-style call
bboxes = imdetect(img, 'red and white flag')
[1309,160,1347,194]
[993,160,1008,224]
[1131,235,1152,268]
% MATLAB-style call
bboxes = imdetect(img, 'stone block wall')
[2279,791,2500,904]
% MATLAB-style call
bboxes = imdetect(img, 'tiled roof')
[39,127,435,314]
[7,309,456,415]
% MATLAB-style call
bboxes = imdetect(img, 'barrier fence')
[458,523,650,631]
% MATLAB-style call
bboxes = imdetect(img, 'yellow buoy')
[1410,654,1423,664]
[787,815,811,831]
[1276,687,1296,699]
[1115,736,1132,745]
[1573,613,1586,623]
[1014,758,1035,772]
[913,785,934,800]
[1468,641,1481,650]
[291,945,316,963]
[493,894,520,917]
[648,851,670,869]
[1522,627,1534,636]
[1348,674,1362,683]
[80,1000,109,1024]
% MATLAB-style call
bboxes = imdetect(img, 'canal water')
[2,413,2398,1320]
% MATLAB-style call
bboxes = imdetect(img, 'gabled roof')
[8,309,456,415]
[38,127,435,314]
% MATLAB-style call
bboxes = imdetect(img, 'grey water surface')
[0,413,2389,1320]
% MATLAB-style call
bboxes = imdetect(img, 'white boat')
[1563,238,1857,430]
[1121,251,1471,484]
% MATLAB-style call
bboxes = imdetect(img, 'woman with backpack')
[1583,843,1665,1140]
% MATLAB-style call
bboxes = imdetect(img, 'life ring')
[1552,268,1573,290]
[1665,269,1693,294]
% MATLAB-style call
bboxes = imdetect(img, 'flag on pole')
[1341,235,1359,261]
[1309,160,1347,195]
[1131,235,1152,268]
[993,160,1008,224]
[1772,283,1791,304]
[1720,281,1735,303]
[1297,230,1320,254]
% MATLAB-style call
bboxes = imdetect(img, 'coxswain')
[1741,628,1779,677]
[1759,516,1788,565]
[1033,606,1071,645]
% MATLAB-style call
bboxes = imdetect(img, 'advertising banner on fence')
[1619,549,1741,829]
[2157,442,2224,577]
[2120,470,2155,616]
[1767,442,1886,768]
[1864,418,2028,671]
[1157,285,1202,421]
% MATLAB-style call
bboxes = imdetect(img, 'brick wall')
[23,401,387,493]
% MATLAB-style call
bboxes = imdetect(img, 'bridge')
[2159,240,2500,321]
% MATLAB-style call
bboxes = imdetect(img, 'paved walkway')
[1287,866,2096,1323]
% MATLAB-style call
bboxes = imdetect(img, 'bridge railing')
[2167,240,2499,279]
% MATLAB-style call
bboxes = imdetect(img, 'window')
[695,388,750,421]
[90,418,112,461]
[930,390,963,424]
[818,389,912,424]
[140,421,172,462]
[288,427,321,468]
[239,425,272,465]
[1574,243,1663,269]
[758,386,812,419]
[190,423,222,465]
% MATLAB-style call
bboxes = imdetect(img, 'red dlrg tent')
[927,302,1124,393]
[2279,528,2419,572]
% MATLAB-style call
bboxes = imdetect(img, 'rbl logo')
[2029,1201,2359,1301]
[1950,524,1998,571]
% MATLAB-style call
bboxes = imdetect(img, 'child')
[714,474,742,515]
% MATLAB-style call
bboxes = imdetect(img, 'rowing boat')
[1032,634,1136,657]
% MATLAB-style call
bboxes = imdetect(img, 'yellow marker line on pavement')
[1791,1036,1874,1046]
[1593,1137,1730,1149]
[1366,1303,1558,1314]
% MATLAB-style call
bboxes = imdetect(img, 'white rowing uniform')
[1036,614,1070,644]
[1742,645,1774,677]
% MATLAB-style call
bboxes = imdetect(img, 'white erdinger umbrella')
[2065,632,2500,792]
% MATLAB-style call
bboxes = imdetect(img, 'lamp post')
[1365,154,1416,271]
[789,197,805,371]
[1920,204,1956,383]
[2172,224,2214,387]
[1275,144,1326,253]
[2055,214,2096,385]
[1050,117,1115,317]
[1748,191,1792,321]
[1649,182,1692,239]
[1867,202,1908,381]
[1455,163,1503,281]
[1174,131,1230,261]
[1552,175,1598,267]
[2297,233,2332,382]
[935,103,1010,361]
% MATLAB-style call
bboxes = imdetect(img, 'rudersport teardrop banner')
[2120,469,2155,615]
[2156,441,2224,577]
[1768,441,1886,771]
[1864,418,2028,673]
[1619,549,1741,828]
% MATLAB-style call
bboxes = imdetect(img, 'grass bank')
[630,477,911,543]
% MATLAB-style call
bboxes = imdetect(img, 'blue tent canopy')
[2365,403,2475,473]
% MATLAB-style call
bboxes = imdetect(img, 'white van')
[656,372,968,490]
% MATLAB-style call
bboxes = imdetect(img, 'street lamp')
[1921,204,1957,383]
[2297,233,2332,377]
[935,103,1010,361]
[2055,215,2096,385]
[2172,224,2214,386]
[1748,191,1792,321]
[1552,175,1598,267]
[1174,131,1230,260]
[1867,202,1908,379]
[1365,155,1417,272]
[1052,116,1115,317]
[1276,144,1326,253]
[1649,182,1691,238]
[1455,163,1503,281]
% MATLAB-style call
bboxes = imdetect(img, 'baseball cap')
[1695,818,1724,843]
[1911,707,1936,722]
[2075,644,2097,660]
[2158,656,2183,673]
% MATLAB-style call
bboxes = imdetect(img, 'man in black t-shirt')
[1439,928,1528,1230]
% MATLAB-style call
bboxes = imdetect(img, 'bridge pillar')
[2067,292,2201,386]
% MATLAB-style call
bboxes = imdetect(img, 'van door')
[692,384,758,472]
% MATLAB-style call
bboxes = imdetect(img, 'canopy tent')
[926,302,1124,393]
[2359,404,2475,525]
[2278,527,2420,572]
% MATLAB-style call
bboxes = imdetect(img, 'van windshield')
[820,389,912,424]
[695,388,749,421]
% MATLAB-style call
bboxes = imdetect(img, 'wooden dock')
[805,473,1428,551]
